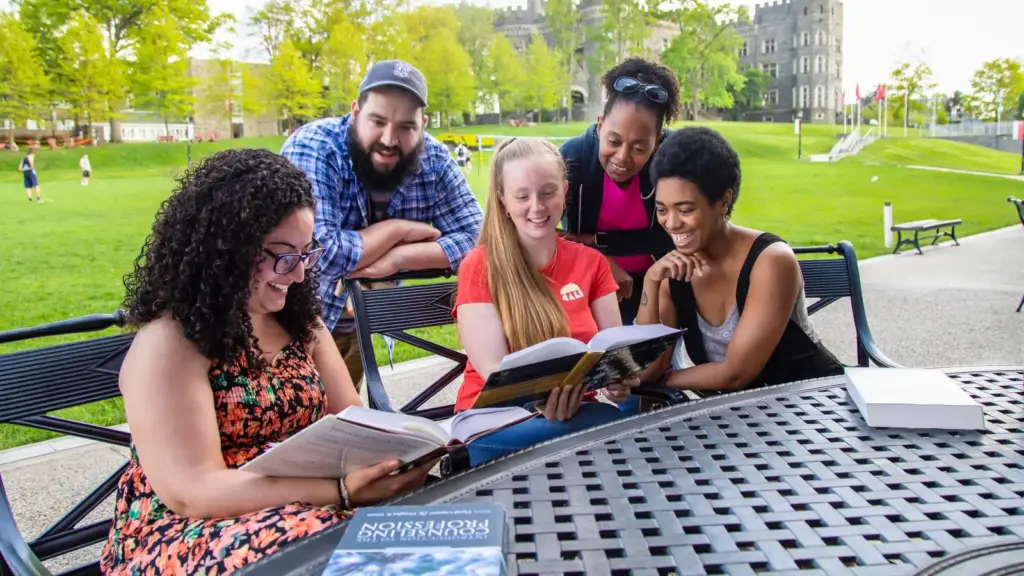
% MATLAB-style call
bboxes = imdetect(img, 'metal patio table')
[240,367,1024,576]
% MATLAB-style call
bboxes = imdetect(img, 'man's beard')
[346,125,424,191]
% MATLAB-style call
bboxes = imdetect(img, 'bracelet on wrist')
[337,475,353,509]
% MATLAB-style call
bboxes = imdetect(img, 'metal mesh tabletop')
[240,368,1024,576]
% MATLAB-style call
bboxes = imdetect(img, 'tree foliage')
[963,57,1024,122]
[523,32,562,120]
[888,61,936,121]
[659,0,747,120]
[131,2,196,135]
[0,11,50,142]
[268,40,324,131]
[56,10,120,131]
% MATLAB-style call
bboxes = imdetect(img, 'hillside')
[851,137,1021,174]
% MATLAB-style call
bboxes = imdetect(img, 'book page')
[497,337,587,371]
[240,417,444,479]
[339,405,450,445]
[439,406,535,443]
[588,323,680,352]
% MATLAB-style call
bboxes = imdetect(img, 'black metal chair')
[0,311,132,576]
[795,241,899,368]
[1008,197,1023,312]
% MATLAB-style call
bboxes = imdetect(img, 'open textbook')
[472,323,682,410]
[240,405,534,479]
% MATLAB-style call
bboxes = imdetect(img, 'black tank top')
[668,232,843,389]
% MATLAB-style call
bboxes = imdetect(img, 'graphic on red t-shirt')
[451,237,619,411]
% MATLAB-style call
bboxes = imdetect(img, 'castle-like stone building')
[734,0,845,123]
[492,0,845,124]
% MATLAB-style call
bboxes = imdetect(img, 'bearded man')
[281,60,483,390]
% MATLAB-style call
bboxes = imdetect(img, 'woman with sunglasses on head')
[101,149,437,575]
[560,57,681,326]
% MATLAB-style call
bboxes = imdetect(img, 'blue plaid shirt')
[280,114,483,331]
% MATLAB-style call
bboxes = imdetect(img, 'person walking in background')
[20,149,42,203]
[455,142,471,176]
[79,154,92,186]
[281,59,483,390]
[559,57,681,325]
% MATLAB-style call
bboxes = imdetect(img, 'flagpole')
[903,89,908,138]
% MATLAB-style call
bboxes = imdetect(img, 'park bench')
[890,218,962,255]
[0,311,131,576]
[1009,197,1023,312]
[349,241,900,461]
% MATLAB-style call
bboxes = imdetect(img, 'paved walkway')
[3,226,1023,573]
[906,164,1024,183]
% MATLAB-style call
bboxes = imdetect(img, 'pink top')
[595,173,654,274]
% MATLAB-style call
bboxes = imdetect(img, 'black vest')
[669,233,843,388]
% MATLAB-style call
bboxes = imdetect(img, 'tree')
[131,3,195,138]
[600,0,650,63]
[726,66,773,119]
[268,40,324,131]
[393,6,476,128]
[18,0,226,142]
[488,34,527,120]
[194,44,241,137]
[659,0,747,120]
[55,10,120,137]
[544,0,585,122]
[523,32,562,121]
[322,13,368,115]
[0,12,50,143]
[964,57,1024,122]
[454,2,498,118]
[888,61,936,122]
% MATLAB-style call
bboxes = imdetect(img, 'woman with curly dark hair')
[100,148,436,575]
[559,57,681,328]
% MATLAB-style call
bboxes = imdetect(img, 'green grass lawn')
[1,120,1022,450]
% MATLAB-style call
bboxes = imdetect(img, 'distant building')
[493,0,678,120]
[733,0,845,124]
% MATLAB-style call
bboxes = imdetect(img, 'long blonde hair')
[479,137,571,352]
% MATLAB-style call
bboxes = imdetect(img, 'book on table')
[239,405,534,479]
[322,503,508,576]
[844,367,986,430]
[471,323,682,410]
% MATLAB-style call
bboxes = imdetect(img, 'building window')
[815,56,825,74]
[816,31,824,45]
[803,6,808,15]
[801,57,810,74]
[801,32,810,46]
[792,59,798,75]
[814,85,825,107]
[816,112,825,120]
[820,4,824,14]
[739,41,748,57]
[792,88,797,108]
[763,116,774,122]
[800,85,809,108]
[763,90,779,105]
[762,39,776,53]
[762,62,778,78]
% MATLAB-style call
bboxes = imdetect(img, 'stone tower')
[732,0,845,124]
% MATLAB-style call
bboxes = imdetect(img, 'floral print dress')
[100,340,350,575]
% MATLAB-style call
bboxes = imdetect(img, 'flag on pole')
[1013,120,1024,141]
[855,83,861,101]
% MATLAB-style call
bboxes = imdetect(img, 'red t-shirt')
[452,237,620,411]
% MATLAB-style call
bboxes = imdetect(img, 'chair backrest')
[349,270,463,418]
[1009,196,1024,227]
[793,242,898,368]
[0,311,132,576]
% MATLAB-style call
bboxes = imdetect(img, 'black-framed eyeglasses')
[261,240,325,275]
[613,76,669,104]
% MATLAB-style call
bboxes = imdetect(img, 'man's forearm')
[354,221,405,270]
[382,242,451,272]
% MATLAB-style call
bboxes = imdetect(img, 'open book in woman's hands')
[471,323,683,410]
[239,405,534,479]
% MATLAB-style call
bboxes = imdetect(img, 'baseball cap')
[358,60,428,108]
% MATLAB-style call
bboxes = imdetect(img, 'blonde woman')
[453,138,640,466]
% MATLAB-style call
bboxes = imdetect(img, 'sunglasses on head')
[613,76,669,104]
[261,239,325,275]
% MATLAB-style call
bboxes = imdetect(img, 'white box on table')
[844,367,986,430]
